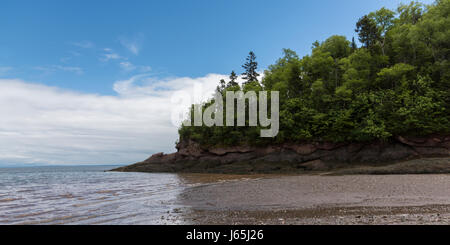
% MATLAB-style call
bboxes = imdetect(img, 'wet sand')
[172,174,450,225]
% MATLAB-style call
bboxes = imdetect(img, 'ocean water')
[0,166,186,225]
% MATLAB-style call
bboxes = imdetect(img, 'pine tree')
[351,37,358,51]
[242,51,260,84]
[227,71,239,87]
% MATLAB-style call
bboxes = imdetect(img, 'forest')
[178,0,449,147]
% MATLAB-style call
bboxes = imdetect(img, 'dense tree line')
[179,0,449,147]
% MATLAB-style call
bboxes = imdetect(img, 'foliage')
[242,51,260,84]
[179,1,450,147]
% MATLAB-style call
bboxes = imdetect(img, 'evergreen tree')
[179,0,450,147]
[227,70,239,87]
[242,51,260,83]
[351,37,358,51]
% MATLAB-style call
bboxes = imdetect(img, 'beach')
[170,174,450,225]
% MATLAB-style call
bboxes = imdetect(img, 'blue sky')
[0,0,434,95]
[0,0,435,166]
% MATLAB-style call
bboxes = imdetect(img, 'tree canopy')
[179,0,450,147]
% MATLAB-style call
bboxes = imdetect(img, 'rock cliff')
[112,135,450,174]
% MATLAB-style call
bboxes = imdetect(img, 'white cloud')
[119,61,136,72]
[126,43,139,55]
[100,48,123,62]
[102,54,121,61]
[0,74,236,166]
[119,34,143,55]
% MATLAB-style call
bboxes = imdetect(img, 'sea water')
[0,165,185,225]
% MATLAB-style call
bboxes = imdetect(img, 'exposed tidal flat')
[176,171,450,225]
[1,161,450,225]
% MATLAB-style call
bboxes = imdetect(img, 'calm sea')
[0,165,186,225]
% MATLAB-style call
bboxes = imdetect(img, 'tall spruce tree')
[351,37,358,51]
[242,51,260,84]
[227,70,239,87]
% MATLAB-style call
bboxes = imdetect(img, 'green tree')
[179,1,450,148]
[351,37,358,51]
[356,15,380,50]
[227,71,239,87]
[369,7,395,55]
[242,51,260,84]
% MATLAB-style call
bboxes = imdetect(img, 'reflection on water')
[0,166,186,225]
[0,166,263,225]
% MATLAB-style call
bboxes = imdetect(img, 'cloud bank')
[0,74,237,166]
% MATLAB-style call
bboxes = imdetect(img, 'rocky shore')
[112,135,450,174]
[163,174,450,225]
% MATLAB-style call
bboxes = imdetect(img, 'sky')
[0,0,435,166]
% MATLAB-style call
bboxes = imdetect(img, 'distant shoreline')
[0,164,125,169]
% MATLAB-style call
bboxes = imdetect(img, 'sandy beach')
[166,174,450,225]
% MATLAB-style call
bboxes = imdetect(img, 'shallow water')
[0,166,266,225]
[0,166,187,225]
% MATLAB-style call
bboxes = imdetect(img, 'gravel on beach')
[169,174,450,225]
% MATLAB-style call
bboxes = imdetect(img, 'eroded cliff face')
[113,135,450,174]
